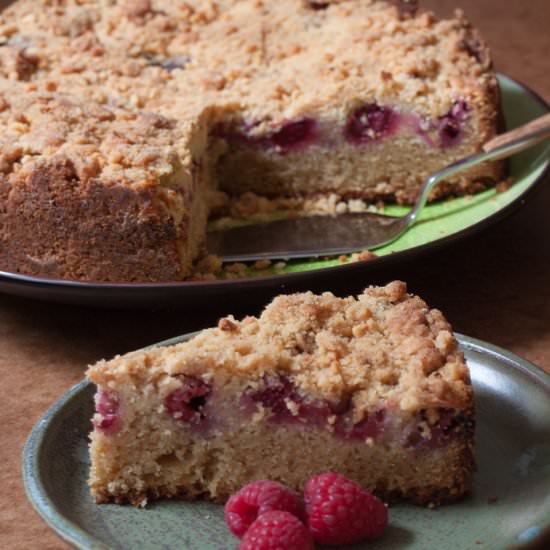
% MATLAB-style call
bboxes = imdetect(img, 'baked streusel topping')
[90,281,471,414]
[0,0,494,116]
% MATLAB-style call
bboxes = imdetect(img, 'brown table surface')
[2,2,550,549]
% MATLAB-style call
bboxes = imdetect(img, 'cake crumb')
[253,259,272,270]
[195,254,223,274]
[225,262,248,276]
[218,317,238,332]
[496,178,513,193]
[350,251,378,263]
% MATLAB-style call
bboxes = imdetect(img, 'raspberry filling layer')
[242,374,386,441]
[242,374,469,447]
[164,375,212,424]
[406,408,474,449]
[344,103,399,145]
[214,100,468,155]
[213,118,318,154]
[93,388,121,434]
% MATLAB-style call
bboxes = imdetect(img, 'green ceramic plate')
[1,74,550,308]
[23,333,550,550]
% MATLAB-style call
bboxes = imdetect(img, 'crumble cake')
[88,281,475,506]
[0,0,503,281]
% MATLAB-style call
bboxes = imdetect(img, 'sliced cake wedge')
[87,281,475,507]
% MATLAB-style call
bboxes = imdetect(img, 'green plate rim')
[21,333,550,550]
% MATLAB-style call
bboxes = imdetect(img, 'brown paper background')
[1,1,549,548]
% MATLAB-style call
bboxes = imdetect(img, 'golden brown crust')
[0,157,187,281]
[0,89,210,281]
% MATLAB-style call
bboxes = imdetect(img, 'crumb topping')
[0,0,495,185]
[88,281,472,414]
[0,85,199,189]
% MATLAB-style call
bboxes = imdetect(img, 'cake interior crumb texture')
[87,281,475,507]
[0,0,504,282]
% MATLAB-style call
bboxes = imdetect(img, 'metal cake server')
[207,113,550,262]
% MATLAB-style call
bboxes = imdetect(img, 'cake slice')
[88,281,474,507]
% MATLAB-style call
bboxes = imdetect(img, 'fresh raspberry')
[239,511,314,550]
[225,480,305,538]
[304,472,388,544]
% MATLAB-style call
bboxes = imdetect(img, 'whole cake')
[88,281,475,506]
[0,0,503,281]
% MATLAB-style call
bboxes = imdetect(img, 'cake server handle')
[406,112,550,226]
[483,112,550,156]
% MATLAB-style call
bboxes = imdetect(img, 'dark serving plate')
[2,75,549,308]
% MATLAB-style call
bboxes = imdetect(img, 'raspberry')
[334,409,386,440]
[266,118,317,153]
[93,388,121,434]
[225,480,306,538]
[239,511,314,550]
[164,375,211,424]
[438,100,469,148]
[344,103,397,145]
[304,472,388,544]
[210,118,317,154]
[246,374,303,420]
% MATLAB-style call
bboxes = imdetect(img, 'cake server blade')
[206,213,407,262]
[207,113,550,263]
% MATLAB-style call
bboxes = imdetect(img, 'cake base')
[91,416,475,508]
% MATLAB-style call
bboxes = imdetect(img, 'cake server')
[207,113,550,262]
